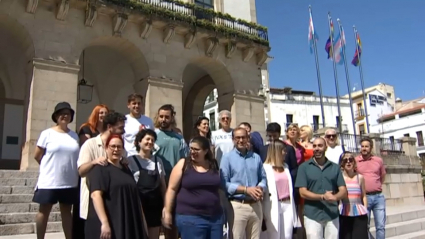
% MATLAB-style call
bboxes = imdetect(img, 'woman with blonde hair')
[261,140,300,239]
[299,125,314,160]
[78,104,109,145]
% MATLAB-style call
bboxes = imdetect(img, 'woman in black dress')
[85,134,148,239]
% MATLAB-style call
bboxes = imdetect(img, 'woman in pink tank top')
[338,152,368,239]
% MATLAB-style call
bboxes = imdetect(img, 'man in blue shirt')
[220,127,267,239]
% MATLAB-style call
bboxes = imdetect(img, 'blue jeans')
[367,193,386,239]
[176,214,223,239]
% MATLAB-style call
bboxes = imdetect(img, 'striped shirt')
[339,174,368,217]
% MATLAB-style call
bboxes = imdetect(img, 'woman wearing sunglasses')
[338,152,368,239]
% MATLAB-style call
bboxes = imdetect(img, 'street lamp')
[77,79,93,104]
[77,50,93,104]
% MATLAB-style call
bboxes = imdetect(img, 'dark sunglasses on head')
[325,134,337,138]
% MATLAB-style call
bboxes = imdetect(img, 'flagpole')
[337,19,358,151]
[309,5,326,128]
[353,25,370,133]
[328,12,344,146]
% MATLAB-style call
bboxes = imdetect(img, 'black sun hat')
[51,102,75,123]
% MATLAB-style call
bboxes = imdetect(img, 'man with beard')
[295,137,347,239]
[355,138,386,239]
[75,112,127,237]
[124,93,154,157]
[153,104,188,239]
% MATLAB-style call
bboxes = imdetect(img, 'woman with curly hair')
[78,104,109,145]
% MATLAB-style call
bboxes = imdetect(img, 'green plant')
[102,0,269,46]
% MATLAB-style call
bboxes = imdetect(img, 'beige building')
[0,0,270,170]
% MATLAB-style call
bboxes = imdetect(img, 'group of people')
[31,93,386,239]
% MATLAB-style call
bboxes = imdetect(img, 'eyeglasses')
[343,157,355,163]
[221,117,230,120]
[108,145,123,150]
[325,134,337,138]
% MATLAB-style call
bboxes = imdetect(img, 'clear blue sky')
[256,0,425,100]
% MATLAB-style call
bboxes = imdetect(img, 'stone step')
[0,194,34,203]
[0,186,35,195]
[0,171,39,179]
[0,178,37,187]
[0,203,60,213]
[0,222,62,236]
[388,230,425,239]
[370,206,425,227]
[0,212,61,224]
[370,217,425,238]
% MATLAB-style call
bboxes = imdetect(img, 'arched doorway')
[182,57,235,141]
[0,14,35,169]
[76,37,150,128]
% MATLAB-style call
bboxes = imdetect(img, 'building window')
[359,124,365,135]
[336,116,341,129]
[312,115,319,131]
[206,90,215,103]
[209,112,216,131]
[286,114,293,128]
[387,92,392,98]
[195,0,214,20]
[404,133,410,137]
[417,131,424,146]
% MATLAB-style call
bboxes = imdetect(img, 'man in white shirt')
[324,128,344,164]
[211,110,234,165]
[124,93,154,156]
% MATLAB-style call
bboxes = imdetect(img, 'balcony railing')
[102,0,269,46]
[311,123,349,133]
[321,133,404,155]
[376,137,404,155]
[355,108,366,119]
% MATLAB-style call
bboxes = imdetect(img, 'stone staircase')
[371,205,425,239]
[0,170,62,236]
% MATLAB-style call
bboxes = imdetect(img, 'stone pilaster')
[134,77,183,129]
[20,59,79,171]
[218,92,266,136]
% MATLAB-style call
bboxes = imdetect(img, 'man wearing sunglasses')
[355,138,386,239]
[211,110,234,165]
[324,128,344,164]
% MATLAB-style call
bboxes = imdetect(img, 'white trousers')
[304,216,339,239]
[279,200,294,239]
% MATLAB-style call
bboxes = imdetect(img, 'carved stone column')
[20,59,79,171]
[133,77,183,129]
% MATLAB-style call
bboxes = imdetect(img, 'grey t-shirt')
[127,155,165,182]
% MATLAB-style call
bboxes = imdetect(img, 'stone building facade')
[0,0,270,170]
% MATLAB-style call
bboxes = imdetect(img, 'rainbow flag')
[325,19,334,58]
[351,32,362,66]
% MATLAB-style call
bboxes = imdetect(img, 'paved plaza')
[0,233,166,239]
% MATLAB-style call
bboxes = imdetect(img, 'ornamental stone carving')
[205,37,219,57]
[225,41,237,58]
[85,4,97,27]
[112,13,128,36]
[184,30,197,49]
[256,51,268,66]
[56,0,70,21]
[140,20,153,39]
[163,25,176,44]
[242,47,255,62]
[26,0,38,13]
